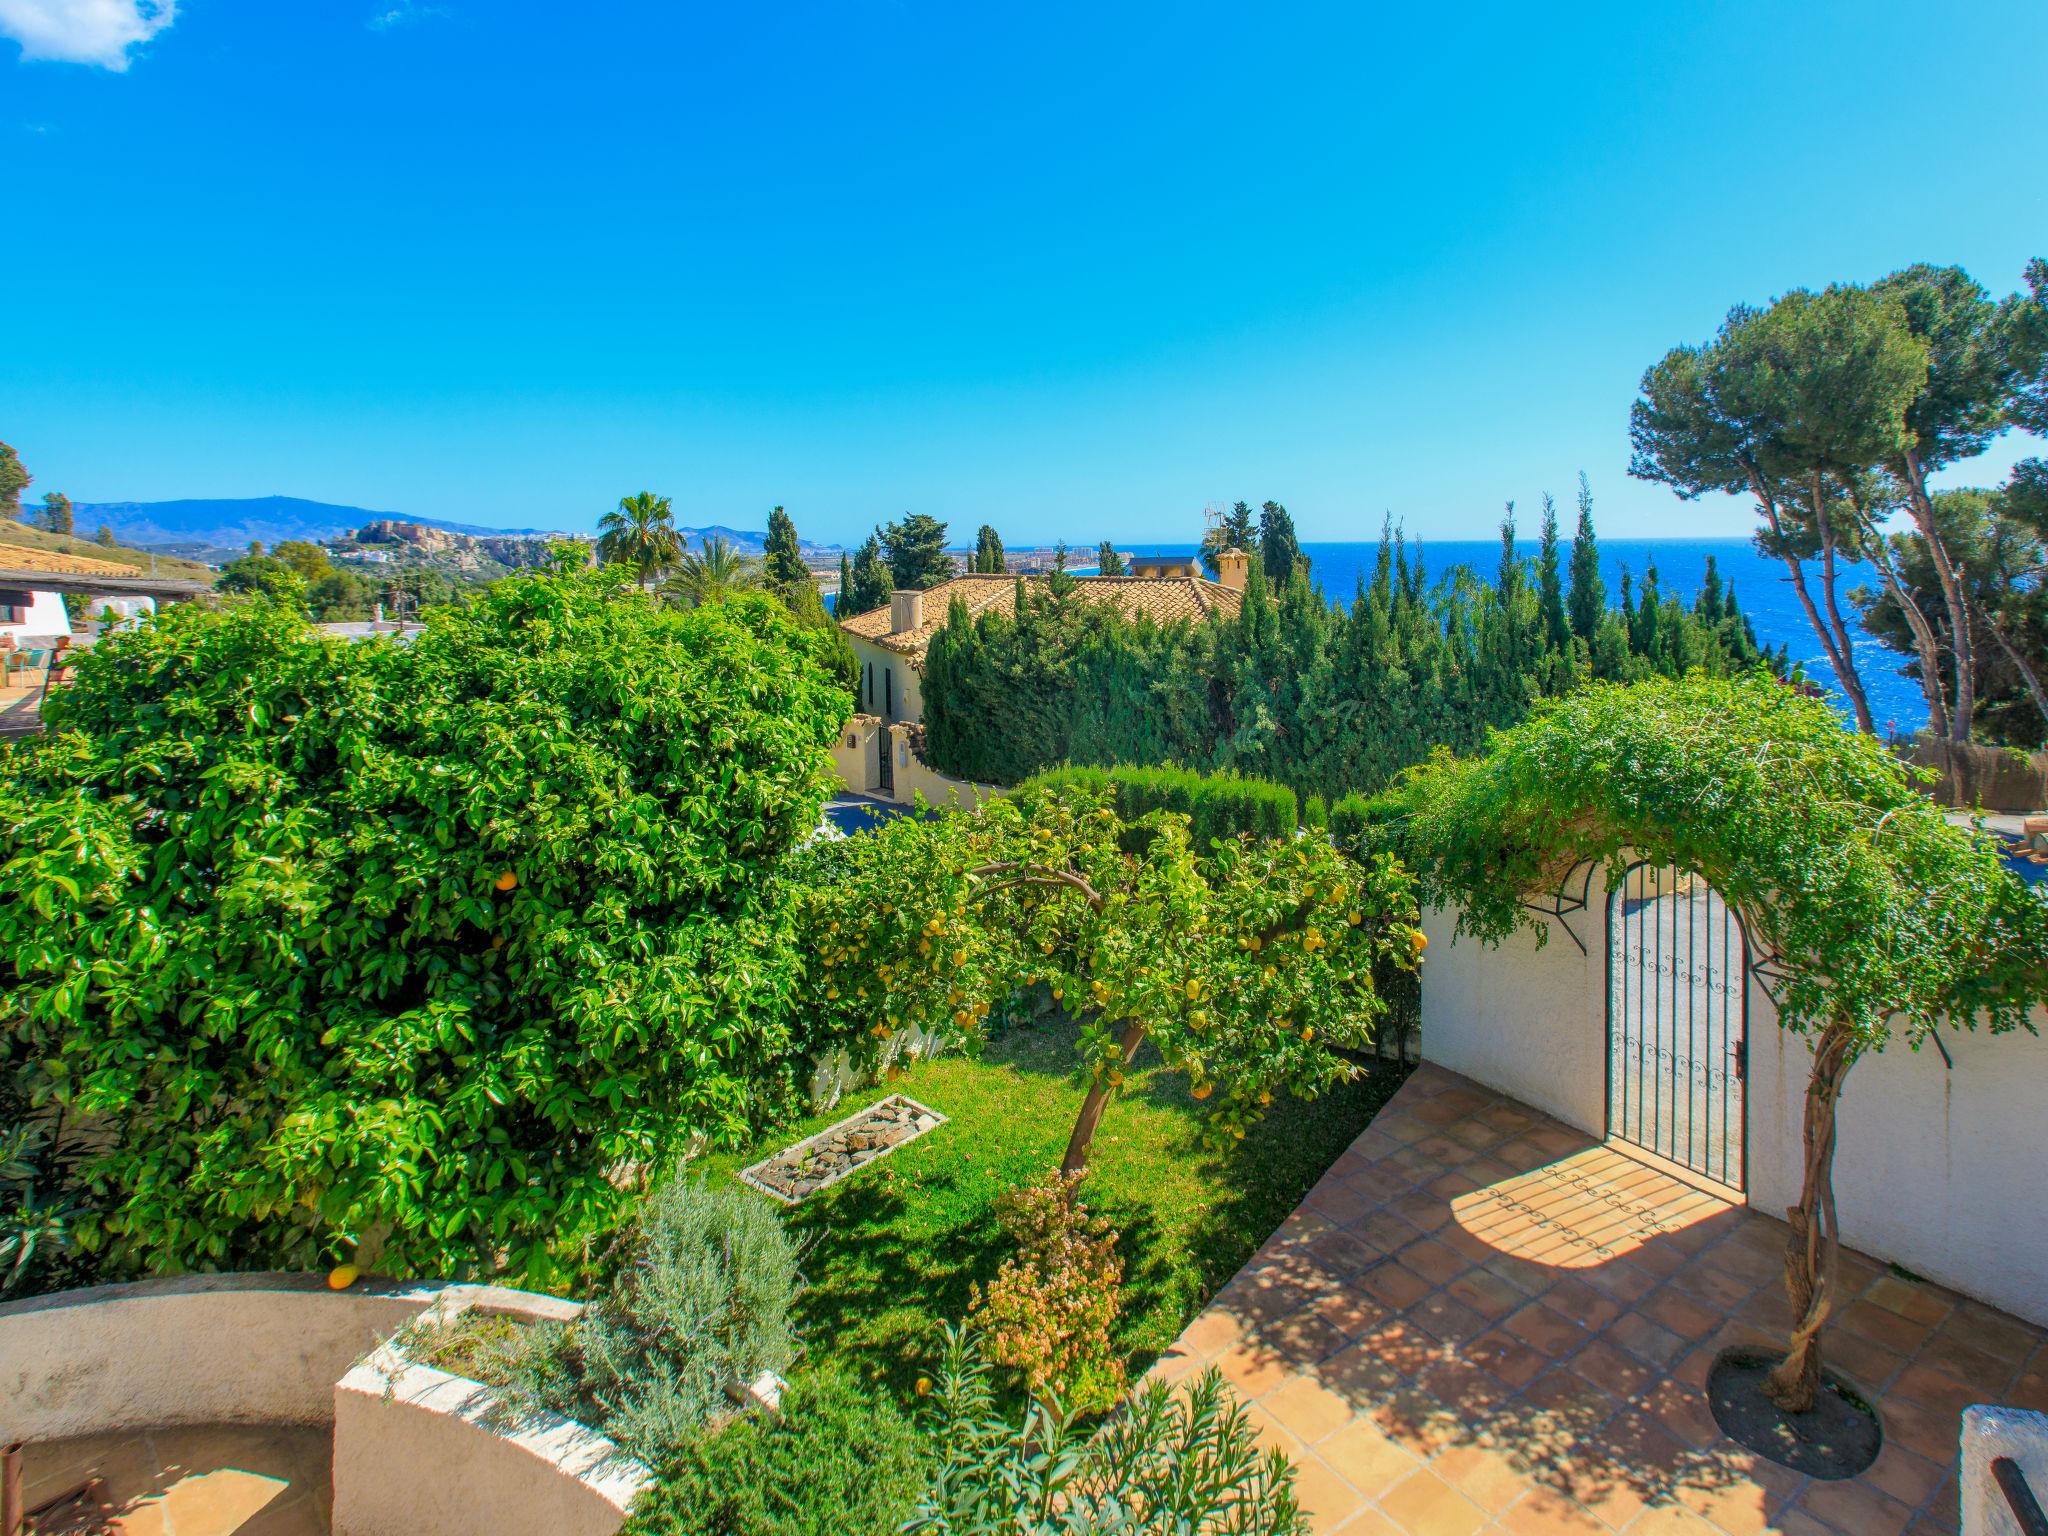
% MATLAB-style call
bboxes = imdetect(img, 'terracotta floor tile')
[1264,1306,1358,1368]
[1431,1443,1534,1515]
[1320,1419,1425,1496]
[1862,1440,1947,1511]
[1622,1503,1721,1533]
[1642,1287,1723,1342]
[1937,1299,2040,1364]
[1607,1312,1688,1369]
[1410,1293,1492,1349]
[1506,1302,1592,1359]
[1468,1329,1553,1390]
[1914,1331,2018,1397]
[1332,1508,1406,1536]
[1316,1283,1396,1340]
[1839,1298,1933,1354]
[1498,1486,1611,1534]
[1865,1274,1955,1329]
[1573,1340,1657,1401]
[1214,1338,1298,1399]
[1267,1374,1364,1446]
[1378,1467,1489,1536]
[1793,1476,1914,1536]
[1448,1268,1528,1321]
[1286,1451,1368,1530]
[1177,1304,1245,1359]
[1360,1259,1437,1311]
[1404,1236,1475,1286]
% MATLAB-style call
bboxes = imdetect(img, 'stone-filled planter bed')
[738,1093,946,1203]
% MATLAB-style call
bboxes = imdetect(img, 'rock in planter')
[738,1093,949,1204]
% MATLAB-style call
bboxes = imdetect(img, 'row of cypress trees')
[922,496,1780,800]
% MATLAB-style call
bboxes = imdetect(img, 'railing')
[1994,1457,2048,1536]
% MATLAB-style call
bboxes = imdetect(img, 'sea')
[1107,539,1928,737]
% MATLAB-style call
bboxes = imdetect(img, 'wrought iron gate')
[1606,862,1747,1189]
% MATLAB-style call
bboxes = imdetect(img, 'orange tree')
[0,557,850,1285]
[790,785,1421,1174]
[1372,670,2048,1411]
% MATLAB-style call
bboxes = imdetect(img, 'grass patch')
[695,1016,1406,1402]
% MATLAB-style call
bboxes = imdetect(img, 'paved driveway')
[1151,1064,2045,1534]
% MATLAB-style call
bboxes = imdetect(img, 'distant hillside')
[0,518,214,582]
[676,524,843,558]
[72,497,567,563]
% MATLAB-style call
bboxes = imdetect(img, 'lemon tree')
[0,556,850,1285]
[795,786,1420,1175]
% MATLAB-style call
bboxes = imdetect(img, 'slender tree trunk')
[1062,1019,1148,1175]
[1896,450,1976,741]
[1970,589,2048,735]
[1765,1018,1858,1413]
[1808,478,1870,729]
[1841,482,1953,738]
[1755,474,1874,732]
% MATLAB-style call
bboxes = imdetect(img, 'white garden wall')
[1419,872,2048,1329]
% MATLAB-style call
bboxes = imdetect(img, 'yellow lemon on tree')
[1412,929,1430,952]
[328,1263,360,1290]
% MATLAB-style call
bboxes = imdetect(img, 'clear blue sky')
[4,0,2044,545]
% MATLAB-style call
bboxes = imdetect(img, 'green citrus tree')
[1378,670,2048,1411]
[0,556,851,1284]
[795,785,1420,1175]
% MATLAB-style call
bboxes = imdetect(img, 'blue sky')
[3,0,2044,546]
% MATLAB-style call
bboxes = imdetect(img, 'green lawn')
[694,1017,1407,1401]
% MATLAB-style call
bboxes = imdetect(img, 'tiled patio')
[13,1425,329,1535]
[1152,1064,2048,1535]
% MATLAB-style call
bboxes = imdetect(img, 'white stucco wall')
[333,1352,649,1536]
[0,588,73,642]
[0,1272,441,1439]
[1418,896,1607,1134]
[1421,869,2048,1329]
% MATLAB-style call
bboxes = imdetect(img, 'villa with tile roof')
[836,548,1249,726]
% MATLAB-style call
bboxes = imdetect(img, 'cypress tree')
[1259,501,1305,581]
[762,505,808,594]
[837,551,853,611]
[1537,493,1568,648]
[973,525,1006,573]
[846,536,893,615]
[1697,554,1725,623]
[1566,473,1605,642]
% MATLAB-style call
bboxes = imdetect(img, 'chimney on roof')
[1215,548,1250,591]
[889,589,925,634]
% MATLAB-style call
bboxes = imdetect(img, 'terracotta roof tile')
[838,573,1243,662]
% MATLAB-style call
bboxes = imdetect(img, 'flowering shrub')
[967,1171,1125,1412]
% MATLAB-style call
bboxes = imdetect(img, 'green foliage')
[0,564,849,1283]
[1095,541,1128,577]
[967,1170,1126,1413]
[1382,670,2048,1051]
[620,1371,926,1536]
[1,1090,88,1296]
[600,491,686,582]
[481,1178,801,1469]
[973,525,1007,575]
[797,785,1419,1167]
[845,535,894,615]
[922,495,1768,797]
[1017,763,1298,849]
[761,506,808,594]
[667,534,766,608]
[39,491,72,536]
[881,512,954,590]
[0,440,28,516]
[1257,500,1304,581]
[909,1326,1308,1536]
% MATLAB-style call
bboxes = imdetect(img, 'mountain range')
[73,497,841,564]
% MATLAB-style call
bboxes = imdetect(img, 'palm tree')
[665,535,765,608]
[597,491,684,585]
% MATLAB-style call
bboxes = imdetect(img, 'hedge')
[1016,763,1297,848]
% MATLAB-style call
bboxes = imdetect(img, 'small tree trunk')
[1844,484,1953,738]
[1808,484,1868,731]
[1896,450,1977,742]
[1764,1017,1858,1413]
[1754,475,1874,733]
[1062,1019,1149,1176]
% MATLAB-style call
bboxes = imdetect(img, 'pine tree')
[1258,501,1305,581]
[0,441,29,519]
[1697,554,1725,623]
[1566,473,1605,642]
[879,514,952,590]
[1097,541,1128,576]
[40,491,73,536]
[1537,493,1568,648]
[761,506,808,594]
